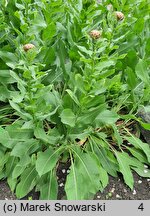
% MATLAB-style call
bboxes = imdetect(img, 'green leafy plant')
[0,0,150,200]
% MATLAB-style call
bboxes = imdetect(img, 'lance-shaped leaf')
[5,156,18,177]
[126,147,148,164]
[0,51,18,69]
[36,147,63,176]
[40,170,58,200]
[132,166,150,178]
[125,135,150,163]
[92,138,118,177]
[11,139,39,158]
[65,152,85,200]
[115,151,134,189]
[65,148,105,199]
[12,155,31,179]
[66,89,80,106]
[0,127,23,149]
[127,156,150,178]
[16,166,37,198]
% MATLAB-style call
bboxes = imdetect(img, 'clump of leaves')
[0,0,150,200]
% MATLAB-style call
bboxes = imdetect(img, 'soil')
[0,167,150,200]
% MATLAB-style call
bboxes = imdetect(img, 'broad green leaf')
[15,2,25,10]
[0,152,9,168]
[42,22,56,41]
[74,73,85,93]
[0,127,16,149]
[95,60,116,74]
[124,156,150,178]
[7,177,17,193]
[76,0,83,11]
[115,151,134,189]
[65,162,85,200]
[126,67,137,89]
[99,69,115,79]
[132,167,150,178]
[6,123,33,139]
[10,71,26,92]
[140,122,150,130]
[98,166,109,188]
[0,86,10,102]
[134,18,144,34]
[11,139,39,158]
[65,148,104,199]
[36,106,59,121]
[125,135,150,163]
[36,147,62,177]
[16,166,37,198]
[12,156,31,179]
[0,70,15,84]
[135,59,149,85]
[0,51,18,69]
[126,147,148,164]
[40,170,58,200]
[77,104,106,126]
[28,13,47,35]
[34,127,50,143]
[91,137,118,177]
[77,45,93,56]
[5,156,18,177]
[60,109,76,127]
[9,100,33,120]
[95,110,119,126]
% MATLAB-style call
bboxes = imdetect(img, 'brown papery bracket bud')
[115,11,125,21]
[89,30,101,40]
[23,43,35,52]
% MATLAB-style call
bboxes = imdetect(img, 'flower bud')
[23,43,35,52]
[89,30,101,39]
[115,11,125,21]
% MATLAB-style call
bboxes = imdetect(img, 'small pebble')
[97,195,101,199]
[133,189,136,195]
[5,198,8,200]
[144,165,148,169]
[110,188,115,193]
[124,189,127,193]
[147,179,150,182]
[62,169,66,174]
[59,183,64,187]
[116,194,121,198]
[144,170,148,173]
[138,180,142,184]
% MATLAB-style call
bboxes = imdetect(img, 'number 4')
[138,203,144,211]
